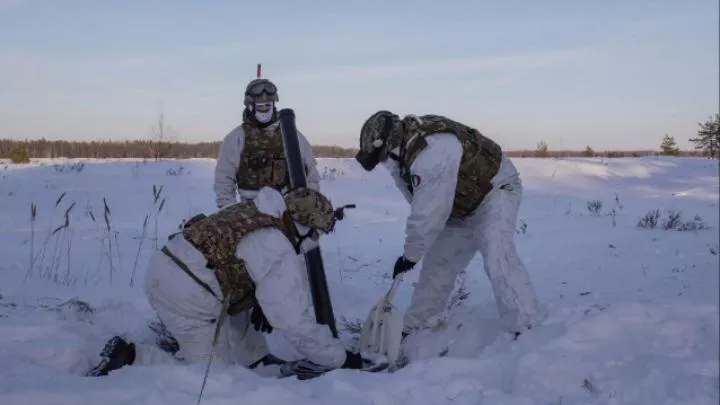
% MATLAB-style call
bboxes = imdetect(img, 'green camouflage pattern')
[183,202,297,315]
[358,110,403,161]
[284,187,336,233]
[236,123,289,191]
[400,114,503,218]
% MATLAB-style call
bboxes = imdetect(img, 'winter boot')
[86,336,136,377]
[249,353,287,369]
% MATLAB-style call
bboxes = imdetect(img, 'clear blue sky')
[1,0,717,150]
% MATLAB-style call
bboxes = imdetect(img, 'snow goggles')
[354,115,394,171]
[355,148,382,172]
[247,81,277,97]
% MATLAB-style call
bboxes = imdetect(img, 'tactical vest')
[181,202,297,315]
[235,122,289,191]
[399,115,503,219]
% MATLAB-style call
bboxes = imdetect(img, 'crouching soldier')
[88,186,376,380]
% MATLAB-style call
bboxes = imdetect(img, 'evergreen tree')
[689,114,720,159]
[660,134,680,156]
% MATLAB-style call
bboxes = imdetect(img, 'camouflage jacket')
[182,202,297,315]
[398,115,503,218]
[235,122,289,191]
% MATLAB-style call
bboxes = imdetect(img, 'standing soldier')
[214,78,320,209]
[354,111,547,339]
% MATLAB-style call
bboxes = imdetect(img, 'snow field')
[0,156,717,404]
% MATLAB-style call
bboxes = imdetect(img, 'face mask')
[254,109,273,123]
[298,234,319,253]
[254,102,274,123]
[293,221,319,253]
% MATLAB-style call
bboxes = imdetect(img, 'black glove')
[342,351,389,373]
[279,351,382,380]
[279,359,334,380]
[341,350,363,369]
[250,304,273,333]
[393,256,416,279]
[333,204,357,221]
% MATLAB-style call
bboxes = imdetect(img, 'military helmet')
[355,110,402,171]
[284,187,336,233]
[244,78,279,107]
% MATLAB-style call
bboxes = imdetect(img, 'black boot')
[249,353,287,369]
[86,336,136,377]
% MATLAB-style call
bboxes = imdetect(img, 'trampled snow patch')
[0,156,718,404]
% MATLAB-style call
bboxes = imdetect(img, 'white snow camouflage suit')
[213,120,320,208]
[134,187,347,369]
[380,116,547,334]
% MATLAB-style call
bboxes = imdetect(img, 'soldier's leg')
[87,336,181,377]
[223,310,276,367]
[473,180,547,334]
[143,250,270,366]
[133,342,181,365]
[403,223,477,332]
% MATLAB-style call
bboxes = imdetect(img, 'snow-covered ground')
[0,156,718,405]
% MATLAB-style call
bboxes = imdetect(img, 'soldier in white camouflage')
[213,78,321,208]
[88,186,372,379]
[355,111,547,339]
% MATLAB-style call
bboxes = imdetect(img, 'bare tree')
[149,107,177,162]
[535,140,549,158]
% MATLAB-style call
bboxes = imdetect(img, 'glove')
[279,351,384,380]
[279,359,333,380]
[333,204,357,221]
[341,350,363,369]
[342,351,391,373]
[393,256,416,279]
[250,304,273,333]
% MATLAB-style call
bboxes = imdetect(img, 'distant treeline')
[0,138,708,161]
[0,138,359,160]
[504,149,707,158]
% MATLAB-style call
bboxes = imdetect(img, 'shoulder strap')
[161,246,219,300]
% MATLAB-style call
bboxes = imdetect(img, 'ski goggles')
[354,115,394,171]
[247,81,277,97]
[354,148,383,172]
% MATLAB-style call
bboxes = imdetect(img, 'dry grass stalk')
[152,184,165,250]
[130,214,150,287]
[28,202,37,278]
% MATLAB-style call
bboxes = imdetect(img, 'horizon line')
[0,136,704,154]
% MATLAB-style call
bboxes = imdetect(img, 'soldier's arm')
[239,228,346,368]
[402,134,462,263]
[214,126,244,208]
[297,130,321,191]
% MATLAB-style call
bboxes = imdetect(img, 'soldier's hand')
[333,204,356,221]
[250,304,273,333]
[393,256,416,279]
